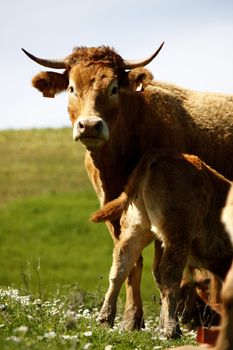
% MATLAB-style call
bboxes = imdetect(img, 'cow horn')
[122,42,164,69]
[21,48,67,69]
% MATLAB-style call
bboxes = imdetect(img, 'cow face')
[68,63,119,150]
[24,44,163,150]
[31,64,154,150]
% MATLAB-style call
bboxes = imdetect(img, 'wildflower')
[83,331,92,337]
[33,299,42,306]
[83,342,92,349]
[6,336,21,343]
[43,331,57,338]
[61,335,78,341]
[18,295,31,305]
[83,308,90,317]
[14,325,28,334]
[105,345,113,350]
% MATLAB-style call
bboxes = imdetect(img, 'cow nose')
[77,119,103,135]
[73,116,109,145]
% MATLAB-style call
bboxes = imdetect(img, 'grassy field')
[0,128,197,349]
[0,128,156,298]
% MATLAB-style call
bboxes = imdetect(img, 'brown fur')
[67,46,124,68]
[28,45,233,336]
[91,149,232,338]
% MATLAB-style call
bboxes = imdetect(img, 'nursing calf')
[91,150,232,338]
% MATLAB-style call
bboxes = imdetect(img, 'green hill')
[0,128,156,301]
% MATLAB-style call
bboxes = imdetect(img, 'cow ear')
[127,67,154,92]
[31,71,69,98]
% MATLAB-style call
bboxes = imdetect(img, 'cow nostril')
[78,121,85,130]
[94,121,103,133]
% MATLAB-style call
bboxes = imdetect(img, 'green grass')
[0,128,198,349]
[0,128,157,299]
[0,128,89,206]
[0,192,112,293]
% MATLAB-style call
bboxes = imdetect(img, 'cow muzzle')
[73,116,109,149]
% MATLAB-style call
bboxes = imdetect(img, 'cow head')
[22,43,164,150]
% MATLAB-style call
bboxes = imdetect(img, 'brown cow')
[22,44,233,337]
[91,150,233,338]
[166,184,233,350]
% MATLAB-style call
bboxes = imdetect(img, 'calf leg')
[123,255,144,330]
[105,221,145,330]
[99,229,153,327]
[154,241,188,338]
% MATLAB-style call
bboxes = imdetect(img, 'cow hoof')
[122,316,145,331]
[164,325,182,339]
[98,307,116,328]
[122,307,144,331]
[98,315,114,328]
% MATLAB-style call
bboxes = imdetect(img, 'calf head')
[22,43,163,150]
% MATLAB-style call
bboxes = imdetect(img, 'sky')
[0,0,233,130]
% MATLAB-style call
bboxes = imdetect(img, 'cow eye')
[68,86,74,93]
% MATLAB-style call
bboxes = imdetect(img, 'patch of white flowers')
[0,287,196,349]
[0,288,31,306]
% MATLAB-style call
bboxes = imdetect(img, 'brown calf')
[166,184,233,350]
[91,150,232,338]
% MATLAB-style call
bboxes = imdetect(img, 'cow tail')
[90,192,129,223]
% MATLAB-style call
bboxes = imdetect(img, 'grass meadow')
[0,128,197,349]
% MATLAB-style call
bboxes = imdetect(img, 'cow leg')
[99,229,153,328]
[123,255,144,330]
[154,242,188,338]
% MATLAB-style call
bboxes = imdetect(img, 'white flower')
[6,336,21,343]
[105,345,113,350]
[83,331,92,337]
[43,331,57,338]
[83,309,90,317]
[83,342,92,349]
[61,335,78,341]
[14,325,28,334]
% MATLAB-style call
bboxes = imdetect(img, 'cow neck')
[89,92,145,202]
[89,133,140,203]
